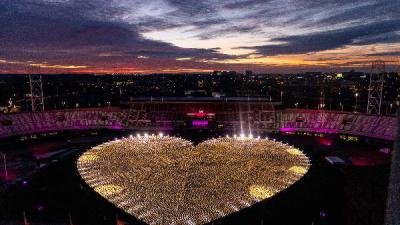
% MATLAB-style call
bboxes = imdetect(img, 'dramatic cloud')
[0,1,234,62]
[0,0,399,73]
[241,19,400,56]
[367,52,400,57]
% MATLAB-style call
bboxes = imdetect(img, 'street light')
[0,152,8,181]
[354,92,359,112]
[295,102,299,109]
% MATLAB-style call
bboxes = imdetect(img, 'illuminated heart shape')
[77,136,310,225]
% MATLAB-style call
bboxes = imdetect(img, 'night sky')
[0,0,399,74]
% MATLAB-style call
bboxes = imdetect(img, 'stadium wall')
[0,108,396,141]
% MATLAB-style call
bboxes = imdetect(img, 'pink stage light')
[279,127,297,132]
[192,120,208,127]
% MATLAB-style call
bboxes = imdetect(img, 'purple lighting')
[379,148,391,154]
[192,120,208,127]
[279,127,339,134]
[37,204,44,212]
[111,123,123,130]
[310,128,338,134]
[280,127,297,132]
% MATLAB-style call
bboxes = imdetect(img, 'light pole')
[354,92,359,112]
[280,91,284,103]
[0,152,8,181]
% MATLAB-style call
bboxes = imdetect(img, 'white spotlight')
[159,132,164,137]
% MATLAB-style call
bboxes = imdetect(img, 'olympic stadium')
[1,0,400,223]
[0,97,397,225]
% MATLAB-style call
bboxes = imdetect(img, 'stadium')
[1,1,400,224]
[0,97,397,225]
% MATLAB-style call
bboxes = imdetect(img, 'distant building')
[304,72,322,76]
[343,70,364,79]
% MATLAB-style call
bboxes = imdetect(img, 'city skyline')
[1,0,400,74]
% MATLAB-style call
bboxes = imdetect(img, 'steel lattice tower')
[29,74,45,112]
[367,62,385,114]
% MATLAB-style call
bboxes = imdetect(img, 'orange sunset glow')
[0,0,399,74]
